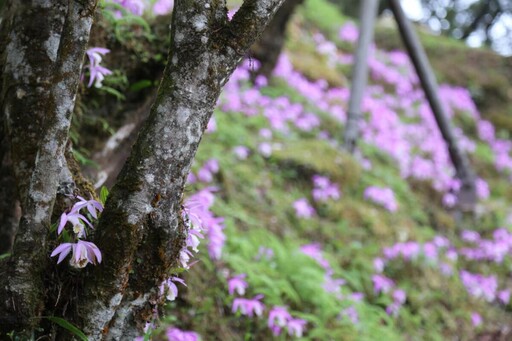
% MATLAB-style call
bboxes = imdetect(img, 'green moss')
[272,139,362,188]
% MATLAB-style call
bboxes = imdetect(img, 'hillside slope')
[76,1,512,340]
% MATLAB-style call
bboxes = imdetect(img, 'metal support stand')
[344,0,476,211]
[343,0,380,154]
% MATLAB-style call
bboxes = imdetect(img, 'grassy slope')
[82,1,512,340]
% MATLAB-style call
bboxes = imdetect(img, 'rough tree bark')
[0,0,97,335]
[0,0,284,339]
[80,1,285,338]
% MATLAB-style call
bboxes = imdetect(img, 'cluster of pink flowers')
[312,175,341,202]
[227,274,307,337]
[85,47,113,88]
[459,271,503,303]
[293,198,316,218]
[363,186,398,212]
[268,306,307,337]
[459,228,512,263]
[183,187,225,261]
[51,196,103,268]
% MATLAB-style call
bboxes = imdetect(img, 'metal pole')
[389,0,476,211]
[343,0,380,154]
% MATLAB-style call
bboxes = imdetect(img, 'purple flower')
[110,0,145,15]
[85,47,112,88]
[471,312,482,327]
[392,289,407,304]
[287,318,307,337]
[166,327,199,341]
[50,240,102,268]
[300,243,331,270]
[498,290,510,305]
[293,198,316,218]
[340,306,359,324]
[373,257,385,273]
[461,230,480,243]
[228,274,248,296]
[153,0,174,16]
[72,196,104,219]
[268,306,291,335]
[233,146,250,160]
[160,277,187,301]
[339,22,359,43]
[311,175,341,202]
[364,186,398,212]
[58,211,92,236]
[372,274,395,294]
[232,295,265,317]
[258,142,272,157]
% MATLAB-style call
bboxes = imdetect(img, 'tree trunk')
[0,0,285,338]
[79,1,285,338]
[0,0,96,335]
[251,0,304,79]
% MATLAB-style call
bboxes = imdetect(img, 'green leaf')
[99,86,126,101]
[0,253,10,260]
[129,79,153,92]
[100,186,110,206]
[46,316,88,341]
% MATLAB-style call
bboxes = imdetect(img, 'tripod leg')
[343,0,380,154]
[389,0,476,211]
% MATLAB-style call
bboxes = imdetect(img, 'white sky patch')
[401,0,424,21]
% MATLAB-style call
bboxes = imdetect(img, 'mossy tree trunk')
[0,0,284,339]
[0,0,97,336]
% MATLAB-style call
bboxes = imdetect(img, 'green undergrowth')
[163,1,512,339]
[72,0,512,339]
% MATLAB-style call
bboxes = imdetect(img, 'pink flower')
[58,211,92,236]
[160,277,186,301]
[293,198,315,218]
[268,306,291,336]
[232,295,265,317]
[85,47,112,88]
[372,274,395,294]
[373,258,385,273]
[287,318,307,337]
[50,240,102,268]
[471,312,482,327]
[111,0,145,15]
[228,274,248,296]
[233,146,250,160]
[364,186,398,212]
[340,306,359,324]
[166,327,199,341]
[153,0,174,16]
[499,290,510,304]
[339,22,359,43]
[72,196,104,219]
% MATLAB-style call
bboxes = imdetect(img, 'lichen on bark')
[0,0,97,335]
